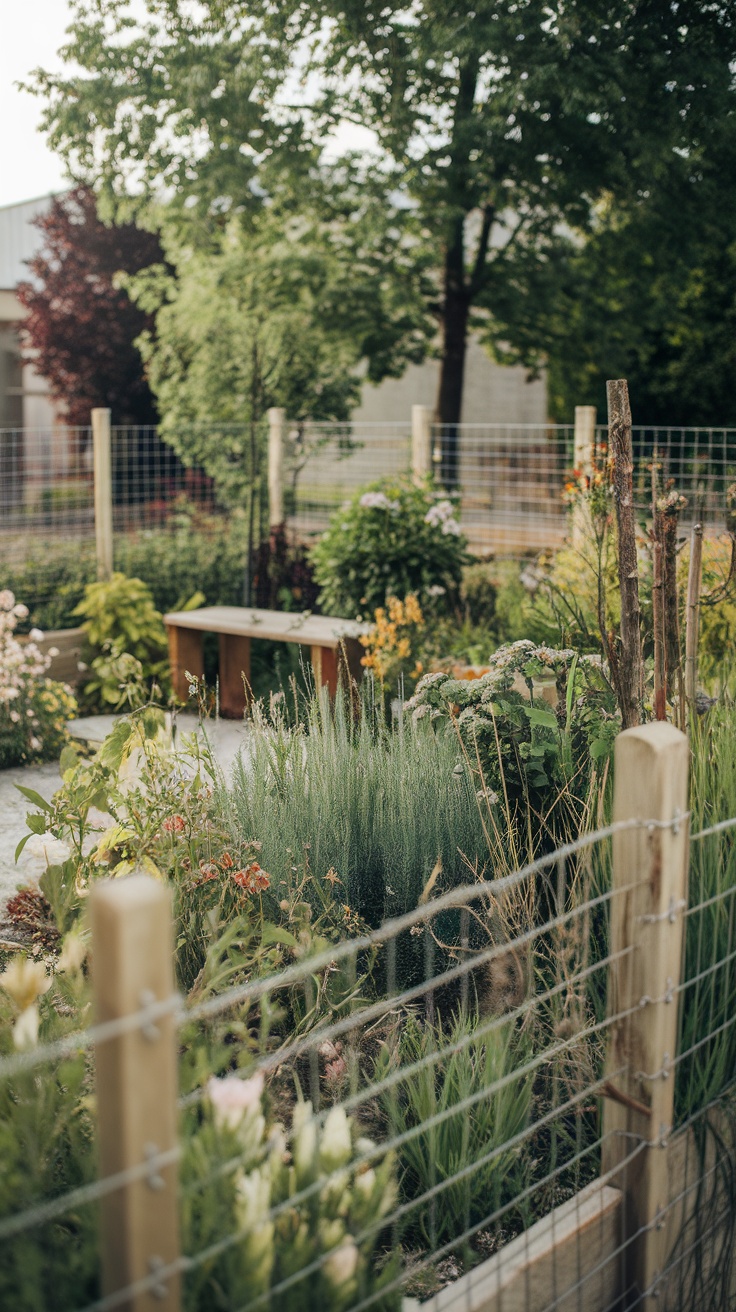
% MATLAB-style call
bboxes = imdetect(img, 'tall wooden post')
[92,408,114,581]
[602,722,690,1309]
[267,407,285,530]
[91,874,182,1312]
[571,405,597,549]
[411,404,433,482]
[608,379,644,728]
[684,523,703,709]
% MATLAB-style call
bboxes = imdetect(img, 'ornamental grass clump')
[376,1011,531,1248]
[0,589,77,769]
[230,684,489,928]
[310,479,468,619]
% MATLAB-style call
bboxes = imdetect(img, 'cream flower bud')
[323,1239,359,1289]
[1,956,50,1011]
[236,1165,271,1230]
[293,1106,318,1184]
[319,1106,352,1174]
[14,1004,40,1050]
[58,929,88,975]
[208,1071,264,1131]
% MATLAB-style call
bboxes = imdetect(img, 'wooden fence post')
[411,404,433,482]
[92,407,114,581]
[268,407,285,530]
[602,721,690,1309]
[90,874,181,1312]
[571,405,596,549]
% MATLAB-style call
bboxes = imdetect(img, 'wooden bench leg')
[219,633,251,718]
[311,644,339,697]
[167,625,204,704]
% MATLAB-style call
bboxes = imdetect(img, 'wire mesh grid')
[431,423,575,556]
[285,422,412,534]
[4,809,735,1311]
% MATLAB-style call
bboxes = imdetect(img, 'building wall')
[0,197,60,433]
[353,336,547,425]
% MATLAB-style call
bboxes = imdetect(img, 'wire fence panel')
[431,423,575,555]
[286,423,412,535]
[2,417,736,628]
[2,805,736,1310]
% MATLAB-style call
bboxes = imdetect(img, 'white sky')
[0,0,374,210]
[0,0,74,208]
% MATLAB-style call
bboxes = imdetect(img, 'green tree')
[31,0,735,470]
[484,119,736,427]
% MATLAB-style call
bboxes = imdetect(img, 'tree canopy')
[16,187,162,426]
[29,1,736,440]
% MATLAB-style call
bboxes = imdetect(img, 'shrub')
[405,640,619,858]
[72,573,172,708]
[310,480,468,619]
[0,591,77,769]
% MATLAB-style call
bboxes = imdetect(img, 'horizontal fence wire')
[2,420,736,629]
[3,809,736,1312]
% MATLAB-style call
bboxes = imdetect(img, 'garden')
[2,384,736,1311]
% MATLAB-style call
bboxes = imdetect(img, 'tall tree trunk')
[437,226,470,488]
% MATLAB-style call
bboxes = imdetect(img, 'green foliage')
[30,0,733,426]
[185,1089,399,1311]
[0,954,97,1309]
[73,573,171,708]
[311,482,468,619]
[485,122,736,426]
[377,1011,530,1246]
[678,705,736,1119]
[230,685,488,929]
[405,641,619,859]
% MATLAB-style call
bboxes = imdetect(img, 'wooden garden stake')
[651,465,666,721]
[92,407,113,582]
[602,722,689,1309]
[607,380,643,728]
[685,523,703,710]
[90,874,181,1312]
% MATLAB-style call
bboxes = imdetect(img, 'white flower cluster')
[359,491,400,512]
[0,591,56,729]
[207,1074,396,1304]
[424,499,461,535]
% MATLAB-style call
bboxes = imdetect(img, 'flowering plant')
[184,1074,400,1310]
[405,640,619,856]
[359,593,426,693]
[310,478,468,618]
[0,589,77,768]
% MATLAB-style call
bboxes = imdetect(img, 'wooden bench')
[164,606,369,717]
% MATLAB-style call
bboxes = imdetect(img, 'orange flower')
[220,852,235,869]
[163,815,186,834]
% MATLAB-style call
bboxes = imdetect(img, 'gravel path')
[0,761,63,907]
[0,716,252,914]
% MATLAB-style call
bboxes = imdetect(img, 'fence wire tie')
[637,1052,671,1083]
[638,898,687,926]
[638,976,675,1008]
[144,1143,166,1191]
[148,1255,169,1301]
[139,990,162,1041]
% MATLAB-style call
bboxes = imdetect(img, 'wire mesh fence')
[2,417,736,628]
[3,726,735,1311]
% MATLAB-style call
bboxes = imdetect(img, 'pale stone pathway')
[0,715,251,911]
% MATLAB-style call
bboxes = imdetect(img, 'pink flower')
[208,1072,265,1129]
